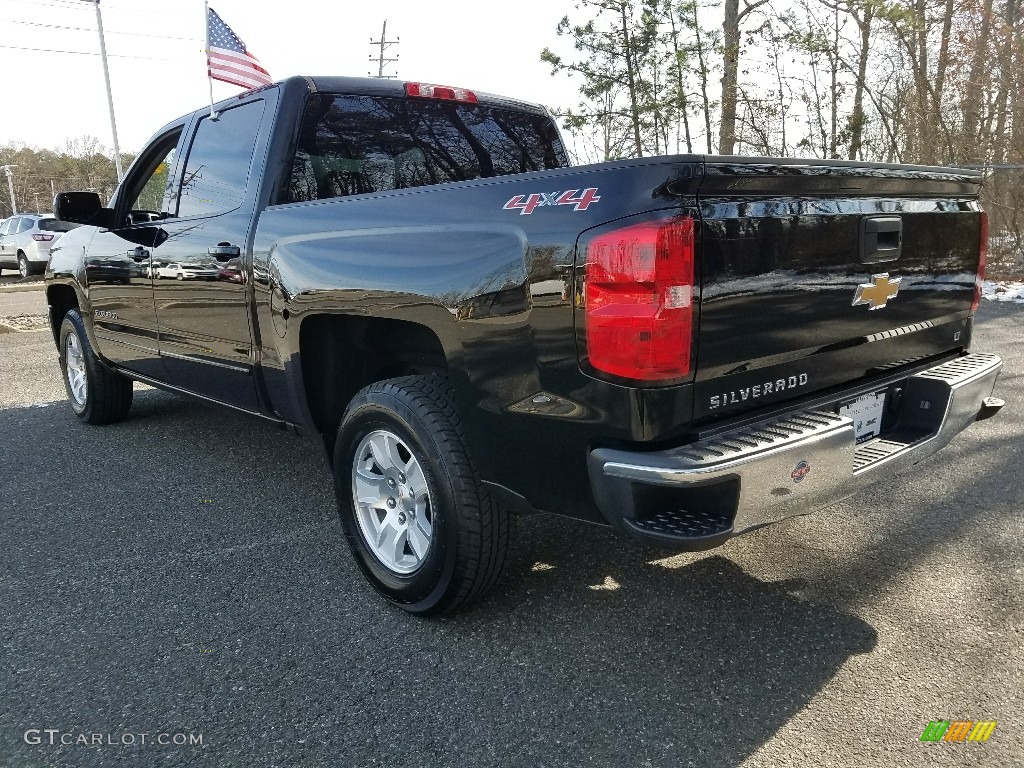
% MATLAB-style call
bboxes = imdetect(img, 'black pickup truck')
[46,76,1003,614]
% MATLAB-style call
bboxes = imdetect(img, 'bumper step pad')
[624,509,733,548]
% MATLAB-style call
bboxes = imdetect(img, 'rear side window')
[38,218,80,233]
[283,94,568,204]
[176,100,266,218]
[16,218,35,233]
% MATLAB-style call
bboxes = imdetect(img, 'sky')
[0,0,583,153]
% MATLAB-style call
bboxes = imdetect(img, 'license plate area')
[838,390,887,444]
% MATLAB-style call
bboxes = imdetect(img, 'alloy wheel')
[64,331,88,407]
[351,429,434,574]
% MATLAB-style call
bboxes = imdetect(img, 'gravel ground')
[0,298,1020,768]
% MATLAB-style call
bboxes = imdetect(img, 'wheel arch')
[298,312,451,454]
[46,282,84,346]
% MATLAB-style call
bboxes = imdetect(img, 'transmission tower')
[369,20,399,79]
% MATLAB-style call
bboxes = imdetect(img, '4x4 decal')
[503,188,601,215]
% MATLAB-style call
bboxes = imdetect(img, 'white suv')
[0,215,80,277]
[156,262,219,280]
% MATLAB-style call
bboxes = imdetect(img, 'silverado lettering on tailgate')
[710,373,810,409]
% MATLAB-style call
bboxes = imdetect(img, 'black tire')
[333,375,513,615]
[58,309,133,424]
[17,252,29,279]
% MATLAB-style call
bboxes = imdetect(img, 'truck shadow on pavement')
[474,536,879,767]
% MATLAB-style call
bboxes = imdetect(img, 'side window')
[287,96,400,203]
[131,146,178,213]
[17,218,33,234]
[177,101,265,218]
[0,220,9,236]
[121,127,183,223]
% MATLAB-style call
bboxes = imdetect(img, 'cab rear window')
[282,94,568,204]
[38,219,80,233]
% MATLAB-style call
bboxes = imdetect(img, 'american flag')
[206,7,273,90]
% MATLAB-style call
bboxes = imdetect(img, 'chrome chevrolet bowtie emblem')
[853,273,902,310]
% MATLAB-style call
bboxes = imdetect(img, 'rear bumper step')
[589,352,1003,550]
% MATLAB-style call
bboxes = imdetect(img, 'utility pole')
[1,165,17,215]
[83,0,124,182]
[368,20,399,79]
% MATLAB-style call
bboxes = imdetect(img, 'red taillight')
[32,233,54,241]
[584,218,695,381]
[972,209,988,313]
[404,82,478,103]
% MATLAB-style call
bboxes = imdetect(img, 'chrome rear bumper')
[589,353,1003,549]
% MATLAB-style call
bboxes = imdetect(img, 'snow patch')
[982,280,1024,303]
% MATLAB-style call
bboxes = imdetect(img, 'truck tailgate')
[693,159,984,423]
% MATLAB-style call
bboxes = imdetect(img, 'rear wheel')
[333,376,512,615]
[59,309,133,424]
[17,252,29,278]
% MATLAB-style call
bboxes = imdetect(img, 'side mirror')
[53,191,116,229]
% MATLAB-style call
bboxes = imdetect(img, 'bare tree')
[845,0,874,159]
[719,0,771,154]
[542,0,662,158]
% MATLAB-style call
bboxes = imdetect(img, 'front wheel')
[59,309,133,424]
[333,376,512,615]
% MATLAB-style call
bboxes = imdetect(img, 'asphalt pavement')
[0,290,1020,768]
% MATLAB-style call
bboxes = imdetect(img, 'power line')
[0,43,191,62]
[0,0,93,11]
[5,18,202,41]
[90,0,196,13]
[0,0,192,11]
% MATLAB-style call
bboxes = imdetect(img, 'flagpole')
[87,0,123,182]
[205,0,216,118]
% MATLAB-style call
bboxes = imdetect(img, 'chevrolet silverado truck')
[45,75,1004,615]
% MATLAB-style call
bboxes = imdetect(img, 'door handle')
[860,216,902,264]
[208,243,241,261]
[128,247,150,261]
